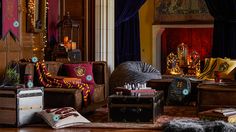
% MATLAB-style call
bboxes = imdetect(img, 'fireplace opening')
[161,28,213,74]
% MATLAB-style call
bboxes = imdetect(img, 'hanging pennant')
[2,0,19,40]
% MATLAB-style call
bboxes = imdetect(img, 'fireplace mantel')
[152,24,213,71]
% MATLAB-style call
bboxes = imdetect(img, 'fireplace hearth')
[152,24,213,74]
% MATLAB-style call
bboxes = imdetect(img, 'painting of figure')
[154,0,213,23]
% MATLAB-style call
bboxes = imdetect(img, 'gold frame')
[26,0,47,33]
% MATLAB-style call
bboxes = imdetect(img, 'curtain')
[205,0,236,58]
[115,0,146,66]
[46,0,59,60]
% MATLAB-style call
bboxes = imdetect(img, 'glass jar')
[177,43,188,67]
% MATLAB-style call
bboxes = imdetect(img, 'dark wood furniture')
[147,78,201,103]
[108,91,164,123]
[60,0,95,61]
[197,83,236,112]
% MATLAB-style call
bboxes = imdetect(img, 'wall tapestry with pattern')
[154,0,213,23]
[2,0,19,40]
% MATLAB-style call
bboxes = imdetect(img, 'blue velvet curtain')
[205,0,236,58]
[115,0,146,66]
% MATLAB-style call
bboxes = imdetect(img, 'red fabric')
[35,62,94,106]
[161,28,213,74]
[2,0,19,39]
[48,0,59,41]
[63,63,95,84]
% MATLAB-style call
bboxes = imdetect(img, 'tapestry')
[2,0,19,39]
[48,0,59,42]
[154,0,213,23]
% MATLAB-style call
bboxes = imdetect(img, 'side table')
[108,91,164,123]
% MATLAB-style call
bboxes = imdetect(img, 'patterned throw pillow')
[37,107,90,129]
[215,58,236,80]
[198,58,236,80]
[62,63,95,84]
[167,77,191,105]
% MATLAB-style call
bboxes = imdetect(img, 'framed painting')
[154,0,213,24]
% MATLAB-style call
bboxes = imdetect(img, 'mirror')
[26,0,47,33]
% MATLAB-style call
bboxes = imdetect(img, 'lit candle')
[72,42,76,50]
[63,36,69,44]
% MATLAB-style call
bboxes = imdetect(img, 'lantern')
[58,12,80,51]
[56,12,81,62]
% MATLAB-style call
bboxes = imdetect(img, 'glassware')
[177,43,188,67]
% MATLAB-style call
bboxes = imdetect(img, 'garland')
[35,61,94,106]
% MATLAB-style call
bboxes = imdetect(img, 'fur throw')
[164,119,236,132]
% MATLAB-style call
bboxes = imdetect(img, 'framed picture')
[26,0,47,33]
[154,0,213,24]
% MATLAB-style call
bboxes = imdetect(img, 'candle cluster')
[63,36,77,51]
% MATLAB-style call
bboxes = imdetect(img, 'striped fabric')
[198,58,236,80]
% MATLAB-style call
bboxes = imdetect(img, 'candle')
[72,42,76,50]
[63,36,69,44]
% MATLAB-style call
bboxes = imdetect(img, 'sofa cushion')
[44,84,105,112]
[62,62,95,84]
[45,61,63,76]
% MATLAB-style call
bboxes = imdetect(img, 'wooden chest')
[0,87,44,127]
[197,83,236,112]
[108,91,164,123]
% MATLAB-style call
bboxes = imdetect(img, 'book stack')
[198,108,236,123]
[113,87,157,96]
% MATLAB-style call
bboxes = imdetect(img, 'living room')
[1,0,236,132]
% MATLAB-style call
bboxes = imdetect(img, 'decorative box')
[108,91,164,123]
[0,87,44,127]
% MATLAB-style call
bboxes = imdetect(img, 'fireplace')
[152,24,213,74]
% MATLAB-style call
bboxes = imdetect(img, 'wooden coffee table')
[197,82,236,112]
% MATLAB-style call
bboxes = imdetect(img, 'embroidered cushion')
[62,63,95,84]
[214,58,236,80]
[167,77,191,105]
[38,107,90,129]
[198,58,236,80]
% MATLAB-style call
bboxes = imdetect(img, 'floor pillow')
[37,107,90,129]
[109,61,162,94]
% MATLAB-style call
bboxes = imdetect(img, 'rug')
[76,105,199,130]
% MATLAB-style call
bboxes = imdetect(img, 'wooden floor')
[0,127,162,132]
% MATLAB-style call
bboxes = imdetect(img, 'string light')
[27,0,36,30]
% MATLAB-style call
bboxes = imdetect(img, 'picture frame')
[26,0,47,33]
[154,0,213,24]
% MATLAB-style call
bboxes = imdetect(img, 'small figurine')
[166,52,181,75]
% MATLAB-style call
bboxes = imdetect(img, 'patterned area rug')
[76,105,199,130]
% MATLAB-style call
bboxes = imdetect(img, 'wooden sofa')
[19,61,109,113]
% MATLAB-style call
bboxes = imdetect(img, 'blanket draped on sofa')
[35,62,94,106]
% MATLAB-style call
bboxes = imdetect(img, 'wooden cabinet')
[197,84,236,112]
[59,0,95,61]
